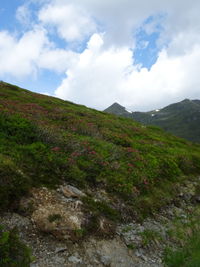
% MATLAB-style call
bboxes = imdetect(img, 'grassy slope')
[0,81,200,221]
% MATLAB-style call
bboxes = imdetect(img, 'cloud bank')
[55,33,200,111]
[0,0,200,111]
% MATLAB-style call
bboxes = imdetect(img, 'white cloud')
[55,34,134,108]
[38,1,96,42]
[41,0,199,48]
[79,0,200,44]
[55,34,200,111]
[38,49,79,73]
[0,27,48,78]
[16,5,32,27]
[0,26,79,78]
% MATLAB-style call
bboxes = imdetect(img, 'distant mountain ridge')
[104,99,200,143]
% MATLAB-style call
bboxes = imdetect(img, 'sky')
[0,0,200,111]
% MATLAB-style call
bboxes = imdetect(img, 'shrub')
[82,196,120,221]
[0,155,31,211]
[17,142,63,187]
[159,157,181,181]
[0,225,32,266]
[0,113,37,145]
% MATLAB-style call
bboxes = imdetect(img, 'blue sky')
[0,0,61,94]
[0,0,21,31]
[134,16,164,69]
[0,0,200,111]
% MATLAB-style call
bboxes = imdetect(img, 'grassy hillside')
[0,81,200,221]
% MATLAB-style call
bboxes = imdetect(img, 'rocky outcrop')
[1,178,200,266]
[20,186,85,241]
[83,237,136,267]
[31,203,83,240]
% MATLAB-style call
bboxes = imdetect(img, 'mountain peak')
[104,102,129,116]
[110,102,125,108]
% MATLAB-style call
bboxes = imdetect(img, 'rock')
[135,250,142,258]
[19,186,86,241]
[117,223,144,247]
[31,187,57,206]
[195,195,200,203]
[141,255,148,262]
[55,247,68,253]
[60,185,86,198]
[100,255,111,266]
[98,217,116,235]
[85,237,135,267]
[68,255,82,264]
[31,203,83,240]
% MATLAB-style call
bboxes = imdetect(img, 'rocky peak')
[104,102,130,116]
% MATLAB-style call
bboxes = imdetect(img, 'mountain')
[104,102,131,117]
[1,81,200,265]
[104,99,200,143]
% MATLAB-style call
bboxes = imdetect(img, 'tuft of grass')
[127,243,136,250]
[82,196,120,222]
[140,229,162,247]
[48,214,62,223]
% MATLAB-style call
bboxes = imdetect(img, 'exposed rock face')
[31,203,83,240]
[84,237,136,267]
[2,178,200,266]
[20,186,85,241]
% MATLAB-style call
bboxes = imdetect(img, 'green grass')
[164,233,200,267]
[140,229,162,247]
[163,204,200,267]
